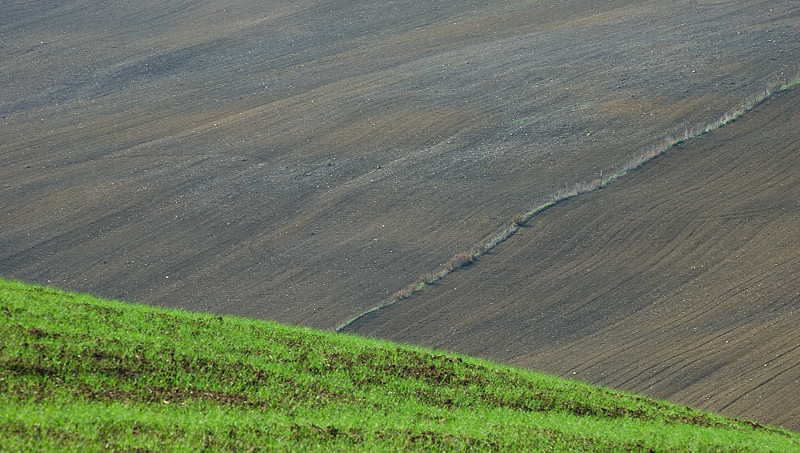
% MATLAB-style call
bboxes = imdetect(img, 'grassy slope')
[1,278,798,452]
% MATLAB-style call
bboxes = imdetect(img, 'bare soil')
[2,0,799,429]
[346,88,800,430]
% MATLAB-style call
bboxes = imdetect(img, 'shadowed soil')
[346,88,800,431]
[2,0,799,429]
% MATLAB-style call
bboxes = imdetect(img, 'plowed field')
[346,88,800,430]
[2,0,799,429]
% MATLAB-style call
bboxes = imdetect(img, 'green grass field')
[1,277,798,452]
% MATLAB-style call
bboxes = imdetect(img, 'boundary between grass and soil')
[335,74,800,332]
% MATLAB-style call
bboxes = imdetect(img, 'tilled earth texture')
[1,0,799,428]
[346,88,800,430]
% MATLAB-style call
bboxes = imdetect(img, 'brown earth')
[1,0,799,428]
[346,87,800,430]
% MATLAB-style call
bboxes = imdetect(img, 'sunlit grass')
[2,277,799,451]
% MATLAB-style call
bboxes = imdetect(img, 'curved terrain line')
[335,75,800,333]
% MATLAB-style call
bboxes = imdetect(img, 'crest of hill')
[2,277,799,451]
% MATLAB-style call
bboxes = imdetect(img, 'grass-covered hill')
[2,278,799,452]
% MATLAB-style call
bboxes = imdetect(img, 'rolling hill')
[2,0,799,431]
[3,277,799,451]
[345,86,800,431]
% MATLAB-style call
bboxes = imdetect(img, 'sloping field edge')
[336,74,800,332]
[5,277,800,450]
